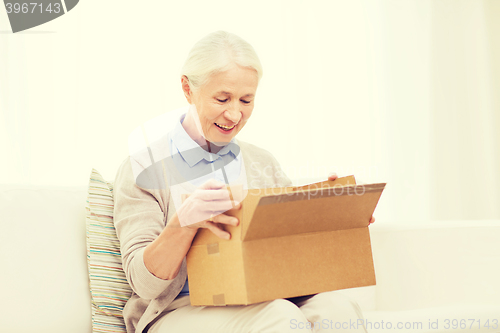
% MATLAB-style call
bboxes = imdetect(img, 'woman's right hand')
[174,179,241,240]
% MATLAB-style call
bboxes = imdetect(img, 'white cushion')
[369,220,500,311]
[0,185,91,333]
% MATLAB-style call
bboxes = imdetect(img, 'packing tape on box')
[207,242,219,255]
[207,243,225,305]
[212,293,226,305]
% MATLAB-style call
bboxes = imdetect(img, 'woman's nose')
[224,104,241,123]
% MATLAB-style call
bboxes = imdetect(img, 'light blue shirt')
[171,113,242,298]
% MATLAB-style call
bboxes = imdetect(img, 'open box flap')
[242,182,386,241]
[291,175,357,191]
[239,176,356,241]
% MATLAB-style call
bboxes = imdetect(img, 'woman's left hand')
[328,173,375,225]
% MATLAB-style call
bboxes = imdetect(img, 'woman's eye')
[216,98,228,103]
[241,100,251,104]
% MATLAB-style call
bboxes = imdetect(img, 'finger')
[196,188,232,201]
[206,222,231,240]
[201,200,236,217]
[328,172,338,181]
[231,201,242,210]
[204,201,242,219]
[212,214,239,227]
[222,199,243,210]
[199,178,226,190]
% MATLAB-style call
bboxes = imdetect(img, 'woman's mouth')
[214,122,236,132]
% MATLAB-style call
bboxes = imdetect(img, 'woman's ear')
[181,75,193,104]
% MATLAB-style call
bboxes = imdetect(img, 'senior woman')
[113,31,373,333]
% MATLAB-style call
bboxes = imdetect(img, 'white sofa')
[1,184,499,333]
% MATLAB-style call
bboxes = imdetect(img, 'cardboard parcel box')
[186,176,386,306]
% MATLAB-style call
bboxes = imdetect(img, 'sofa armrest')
[369,220,500,311]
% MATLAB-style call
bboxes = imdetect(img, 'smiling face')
[182,65,259,148]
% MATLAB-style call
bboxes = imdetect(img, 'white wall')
[1,0,499,222]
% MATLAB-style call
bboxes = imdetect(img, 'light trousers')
[148,291,368,333]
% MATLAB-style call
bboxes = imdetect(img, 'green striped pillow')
[86,169,132,333]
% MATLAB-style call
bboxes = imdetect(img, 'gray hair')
[181,31,263,92]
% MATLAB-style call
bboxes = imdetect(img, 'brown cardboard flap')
[242,183,386,241]
[188,178,360,246]
[291,175,357,191]
[239,176,356,241]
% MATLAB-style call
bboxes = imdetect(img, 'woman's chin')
[210,137,233,146]
[210,127,237,144]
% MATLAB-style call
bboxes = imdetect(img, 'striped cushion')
[86,169,132,333]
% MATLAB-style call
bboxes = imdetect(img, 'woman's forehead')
[202,68,258,94]
[215,91,255,97]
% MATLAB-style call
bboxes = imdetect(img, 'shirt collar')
[171,113,240,167]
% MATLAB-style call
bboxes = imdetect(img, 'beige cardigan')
[113,138,292,333]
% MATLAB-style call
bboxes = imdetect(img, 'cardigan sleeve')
[113,157,174,300]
